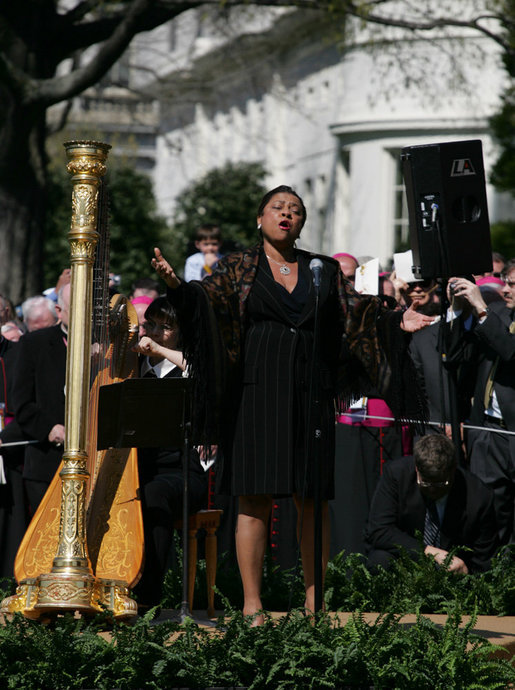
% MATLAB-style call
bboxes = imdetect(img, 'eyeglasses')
[504,280,515,287]
[408,281,433,290]
[142,321,174,333]
[417,477,450,489]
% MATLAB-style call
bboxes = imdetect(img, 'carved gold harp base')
[1,576,137,621]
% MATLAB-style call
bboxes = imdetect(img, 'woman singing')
[152,185,430,623]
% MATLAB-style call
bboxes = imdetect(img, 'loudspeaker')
[401,139,492,279]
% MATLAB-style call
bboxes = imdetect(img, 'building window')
[390,149,410,253]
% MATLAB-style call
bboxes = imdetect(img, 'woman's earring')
[257,223,262,231]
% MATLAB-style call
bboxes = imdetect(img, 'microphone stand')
[308,262,323,614]
[437,289,465,466]
[180,420,191,621]
[431,205,463,465]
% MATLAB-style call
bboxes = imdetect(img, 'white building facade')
[132,5,512,266]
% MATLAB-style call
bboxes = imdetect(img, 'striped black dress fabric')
[220,251,341,499]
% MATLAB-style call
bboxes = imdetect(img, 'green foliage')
[168,161,268,273]
[325,545,515,616]
[489,86,515,198]
[159,544,515,618]
[106,165,170,294]
[1,547,515,688]
[162,551,304,612]
[0,577,14,602]
[489,1,515,198]
[0,612,114,689]
[0,606,513,689]
[43,161,170,295]
[490,220,515,260]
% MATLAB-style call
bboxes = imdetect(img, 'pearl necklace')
[266,253,296,275]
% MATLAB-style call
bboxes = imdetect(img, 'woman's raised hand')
[151,247,181,289]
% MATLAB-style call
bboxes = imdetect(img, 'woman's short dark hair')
[257,185,307,226]
[144,296,178,327]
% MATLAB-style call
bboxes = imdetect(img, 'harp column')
[34,141,111,614]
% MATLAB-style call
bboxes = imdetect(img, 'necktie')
[144,368,157,378]
[423,502,440,548]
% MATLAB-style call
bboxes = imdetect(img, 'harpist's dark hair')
[144,297,178,327]
[257,185,307,226]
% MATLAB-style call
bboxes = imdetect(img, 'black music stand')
[97,378,194,620]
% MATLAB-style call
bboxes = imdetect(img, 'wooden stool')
[174,509,222,618]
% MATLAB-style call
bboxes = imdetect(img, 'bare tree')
[0,0,509,302]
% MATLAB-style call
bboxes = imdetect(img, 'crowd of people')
[0,186,513,625]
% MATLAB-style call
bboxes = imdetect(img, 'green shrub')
[1,546,514,688]
[159,544,515,617]
[325,544,515,615]
[0,607,513,689]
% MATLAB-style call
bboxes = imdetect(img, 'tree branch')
[8,0,513,108]
[29,0,184,106]
[62,0,106,24]
[343,1,510,54]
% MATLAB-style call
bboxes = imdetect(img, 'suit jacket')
[12,324,66,482]
[365,457,498,572]
[0,336,14,411]
[469,301,515,430]
[409,314,477,426]
[0,338,29,470]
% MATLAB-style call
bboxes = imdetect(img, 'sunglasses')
[407,280,434,290]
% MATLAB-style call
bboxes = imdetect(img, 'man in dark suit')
[365,434,498,574]
[12,284,70,513]
[0,335,29,576]
[449,264,515,545]
[409,283,478,435]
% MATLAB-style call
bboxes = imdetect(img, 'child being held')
[184,224,223,282]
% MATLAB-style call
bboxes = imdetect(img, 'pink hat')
[131,296,153,306]
[476,276,504,289]
[332,252,358,264]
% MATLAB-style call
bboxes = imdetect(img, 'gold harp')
[1,141,143,619]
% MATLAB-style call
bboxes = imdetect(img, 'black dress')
[218,251,342,499]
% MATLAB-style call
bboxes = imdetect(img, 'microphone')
[309,258,323,289]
